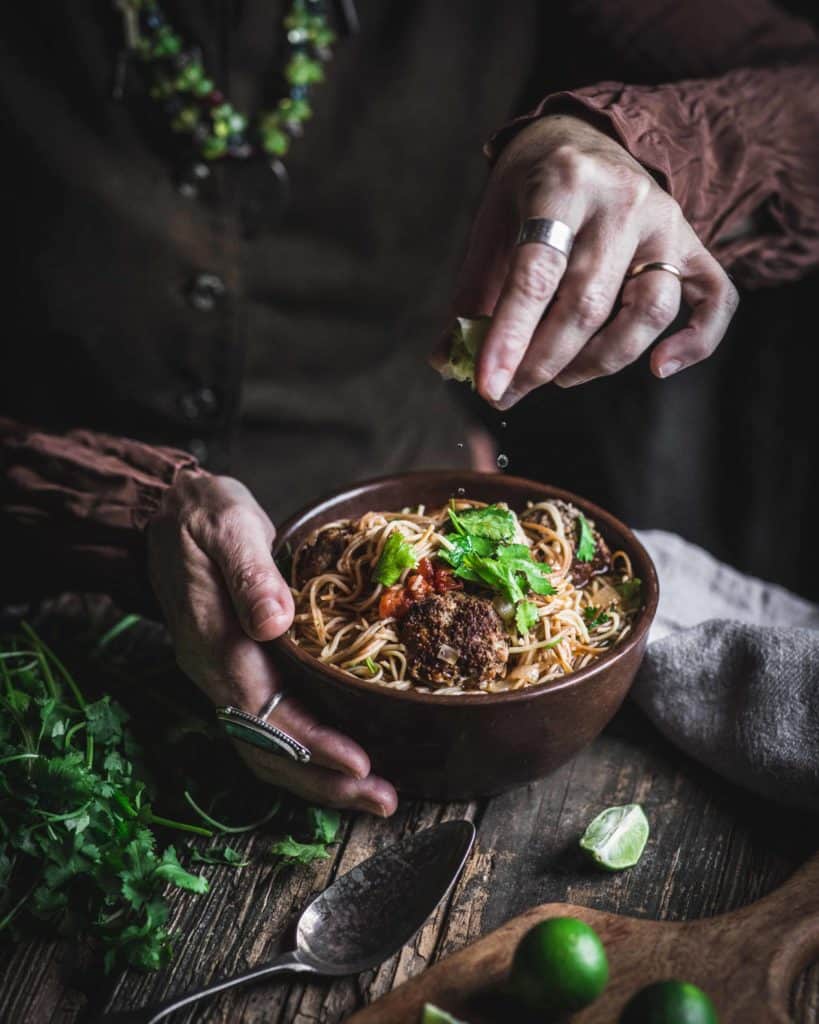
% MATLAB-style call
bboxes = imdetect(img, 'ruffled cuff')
[0,419,199,612]
[486,62,819,289]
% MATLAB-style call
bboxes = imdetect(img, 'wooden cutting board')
[348,852,819,1023]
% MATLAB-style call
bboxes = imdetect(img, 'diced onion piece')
[493,595,516,624]
[437,643,460,665]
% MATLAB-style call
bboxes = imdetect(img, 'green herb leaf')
[269,835,332,865]
[373,530,417,586]
[308,807,341,844]
[448,504,516,542]
[576,513,597,563]
[190,845,249,868]
[583,605,611,629]
[616,578,643,608]
[515,600,539,636]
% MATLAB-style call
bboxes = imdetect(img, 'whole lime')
[620,980,719,1023]
[508,916,609,1013]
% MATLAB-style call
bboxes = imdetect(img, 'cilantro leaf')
[373,530,417,586]
[583,605,611,629]
[308,807,341,844]
[448,504,516,542]
[154,846,209,894]
[515,600,539,636]
[190,845,249,868]
[616,578,643,608]
[576,513,597,563]
[269,835,332,865]
[497,545,555,597]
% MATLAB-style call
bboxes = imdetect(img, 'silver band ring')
[626,261,683,282]
[257,690,287,721]
[516,217,575,259]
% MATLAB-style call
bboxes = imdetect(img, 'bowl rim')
[272,470,659,706]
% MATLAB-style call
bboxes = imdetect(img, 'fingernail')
[496,389,522,411]
[555,373,582,389]
[357,798,388,817]
[250,598,281,630]
[657,359,683,379]
[486,371,510,402]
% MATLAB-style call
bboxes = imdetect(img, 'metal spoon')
[99,820,475,1024]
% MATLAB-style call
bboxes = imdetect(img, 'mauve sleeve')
[488,1,819,289]
[0,418,199,612]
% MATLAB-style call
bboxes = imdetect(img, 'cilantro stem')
[144,812,214,838]
[0,753,43,767]
[183,790,281,834]
[0,876,40,933]
[21,623,86,710]
[34,799,93,823]
[94,614,142,653]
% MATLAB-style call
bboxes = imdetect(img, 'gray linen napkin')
[631,530,819,810]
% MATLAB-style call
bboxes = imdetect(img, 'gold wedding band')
[626,261,683,282]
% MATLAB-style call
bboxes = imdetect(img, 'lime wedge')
[579,804,649,871]
[421,1004,468,1024]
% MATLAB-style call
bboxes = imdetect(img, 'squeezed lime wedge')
[579,804,649,871]
[421,1004,468,1024]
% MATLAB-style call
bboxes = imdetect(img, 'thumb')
[207,509,295,642]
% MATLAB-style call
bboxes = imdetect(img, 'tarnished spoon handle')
[98,950,316,1024]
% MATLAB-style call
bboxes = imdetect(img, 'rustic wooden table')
[3,603,819,1023]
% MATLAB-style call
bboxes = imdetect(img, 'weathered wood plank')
[3,600,818,1023]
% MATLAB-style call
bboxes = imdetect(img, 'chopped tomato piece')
[406,573,433,601]
[416,557,435,582]
[433,565,462,593]
[379,586,409,619]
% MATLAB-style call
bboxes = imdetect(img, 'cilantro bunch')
[438,505,555,635]
[0,623,215,971]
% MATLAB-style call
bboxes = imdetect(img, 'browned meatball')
[294,524,354,587]
[399,592,509,689]
[522,500,611,587]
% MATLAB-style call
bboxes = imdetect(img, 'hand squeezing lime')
[580,803,650,870]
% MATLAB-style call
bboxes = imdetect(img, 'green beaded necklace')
[114,0,340,188]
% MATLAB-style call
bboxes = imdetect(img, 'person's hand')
[440,114,739,408]
[147,469,398,816]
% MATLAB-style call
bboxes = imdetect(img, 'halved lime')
[420,1004,468,1024]
[508,916,609,1013]
[619,979,719,1023]
[580,803,649,870]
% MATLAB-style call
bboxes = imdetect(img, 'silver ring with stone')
[215,699,311,764]
[516,217,575,259]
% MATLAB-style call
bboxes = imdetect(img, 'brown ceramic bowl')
[272,471,658,800]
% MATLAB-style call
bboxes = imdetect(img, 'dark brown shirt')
[2,0,818,610]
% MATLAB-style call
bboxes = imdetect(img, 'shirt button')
[188,438,209,463]
[179,387,220,421]
[187,272,225,312]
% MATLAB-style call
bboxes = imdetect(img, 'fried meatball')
[399,592,509,689]
[294,525,354,587]
[522,500,611,587]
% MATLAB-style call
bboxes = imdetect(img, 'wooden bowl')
[272,471,658,800]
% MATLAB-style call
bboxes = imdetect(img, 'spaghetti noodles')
[288,499,640,695]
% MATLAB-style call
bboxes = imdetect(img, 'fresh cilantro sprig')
[0,622,344,974]
[373,530,417,586]
[269,807,341,870]
[0,624,212,973]
[583,605,611,629]
[576,512,597,563]
[440,504,555,634]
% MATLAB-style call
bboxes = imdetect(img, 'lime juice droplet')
[497,453,509,470]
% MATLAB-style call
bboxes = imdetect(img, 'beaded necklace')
[113,0,347,198]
